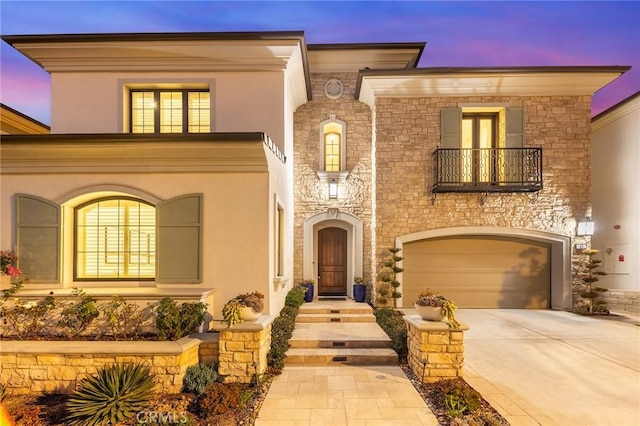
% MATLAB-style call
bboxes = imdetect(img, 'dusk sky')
[1,1,639,125]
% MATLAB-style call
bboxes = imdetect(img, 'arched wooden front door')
[317,227,347,295]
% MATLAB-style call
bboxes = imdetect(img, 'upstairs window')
[319,115,347,172]
[130,89,210,134]
[461,113,497,183]
[75,197,156,280]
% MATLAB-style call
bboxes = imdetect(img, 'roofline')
[0,103,50,130]
[2,30,313,102]
[308,42,426,68]
[592,90,640,122]
[0,132,269,144]
[1,30,307,45]
[355,65,632,99]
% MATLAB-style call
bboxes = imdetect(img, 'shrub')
[236,291,265,313]
[196,382,244,418]
[57,287,99,339]
[100,296,151,339]
[267,300,299,373]
[440,379,481,417]
[156,298,207,340]
[66,363,155,426]
[182,362,218,395]
[0,294,56,339]
[285,286,306,308]
[374,307,408,361]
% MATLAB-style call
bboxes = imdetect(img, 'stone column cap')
[403,314,470,331]
[211,315,275,332]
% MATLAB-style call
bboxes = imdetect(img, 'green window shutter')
[156,194,202,283]
[506,107,525,148]
[16,194,61,282]
[440,108,462,148]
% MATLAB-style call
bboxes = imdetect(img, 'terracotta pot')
[241,306,261,321]
[414,304,443,321]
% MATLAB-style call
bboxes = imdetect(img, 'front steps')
[286,300,398,366]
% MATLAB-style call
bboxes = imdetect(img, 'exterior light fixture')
[576,217,594,236]
[328,179,338,199]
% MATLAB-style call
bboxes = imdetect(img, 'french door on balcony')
[461,113,497,184]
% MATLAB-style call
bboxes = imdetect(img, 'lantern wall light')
[576,217,595,236]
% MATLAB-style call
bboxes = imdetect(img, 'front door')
[318,227,347,295]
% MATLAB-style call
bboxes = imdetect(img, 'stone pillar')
[213,315,274,384]
[403,315,469,383]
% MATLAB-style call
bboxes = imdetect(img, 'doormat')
[318,297,346,301]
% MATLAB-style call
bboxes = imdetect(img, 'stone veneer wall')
[293,72,374,287]
[404,316,468,382]
[214,316,273,383]
[0,337,203,395]
[374,96,593,305]
[601,290,640,314]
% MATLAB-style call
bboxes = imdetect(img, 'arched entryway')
[303,210,363,299]
[396,227,572,309]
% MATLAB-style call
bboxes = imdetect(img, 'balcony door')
[318,227,347,295]
[461,113,497,184]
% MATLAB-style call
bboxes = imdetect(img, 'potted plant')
[414,288,461,328]
[222,291,265,326]
[353,276,366,303]
[301,279,314,303]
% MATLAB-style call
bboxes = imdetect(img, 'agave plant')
[66,363,155,425]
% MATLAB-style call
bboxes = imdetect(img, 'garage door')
[402,236,550,308]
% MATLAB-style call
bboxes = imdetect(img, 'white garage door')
[402,236,551,308]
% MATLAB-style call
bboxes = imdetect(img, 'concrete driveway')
[456,309,640,426]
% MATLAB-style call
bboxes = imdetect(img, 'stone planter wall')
[601,290,640,314]
[0,337,206,395]
[404,315,469,383]
[212,315,274,384]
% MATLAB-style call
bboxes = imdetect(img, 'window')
[319,116,346,172]
[275,203,285,276]
[75,197,155,280]
[130,89,210,134]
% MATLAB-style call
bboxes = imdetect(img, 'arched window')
[75,197,155,280]
[320,116,346,172]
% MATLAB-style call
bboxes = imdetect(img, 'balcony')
[433,148,542,193]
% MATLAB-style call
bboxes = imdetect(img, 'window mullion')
[154,91,160,133]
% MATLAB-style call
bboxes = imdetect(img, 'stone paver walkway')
[255,365,438,425]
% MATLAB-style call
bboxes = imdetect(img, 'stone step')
[285,347,398,366]
[296,313,376,323]
[298,306,373,315]
[289,338,390,349]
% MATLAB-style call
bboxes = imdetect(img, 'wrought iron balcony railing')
[433,147,543,193]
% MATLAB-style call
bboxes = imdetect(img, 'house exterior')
[0,31,629,319]
[591,92,640,314]
[1,103,50,134]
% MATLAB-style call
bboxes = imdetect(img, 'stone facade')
[601,290,640,314]
[295,81,593,307]
[293,72,374,285]
[0,337,202,395]
[404,316,468,382]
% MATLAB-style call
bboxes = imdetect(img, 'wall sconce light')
[576,217,594,236]
[328,179,338,199]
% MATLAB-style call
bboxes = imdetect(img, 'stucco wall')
[293,72,374,285]
[50,72,287,150]
[591,96,640,292]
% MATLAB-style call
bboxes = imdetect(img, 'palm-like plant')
[66,363,155,425]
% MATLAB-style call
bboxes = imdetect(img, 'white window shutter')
[16,194,61,282]
[156,194,202,283]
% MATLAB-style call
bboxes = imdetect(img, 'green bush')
[57,287,99,339]
[100,296,151,339]
[440,379,481,417]
[66,363,155,426]
[285,286,306,308]
[374,307,408,361]
[155,297,207,340]
[182,363,218,395]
